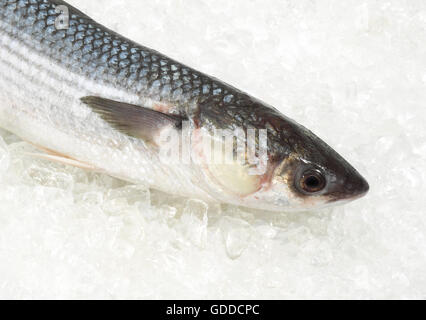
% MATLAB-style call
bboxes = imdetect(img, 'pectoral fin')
[81,96,184,143]
[22,142,100,171]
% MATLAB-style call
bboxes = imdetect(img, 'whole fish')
[0,0,369,211]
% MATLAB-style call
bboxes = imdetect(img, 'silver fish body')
[0,0,369,211]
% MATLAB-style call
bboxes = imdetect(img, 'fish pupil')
[305,176,320,188]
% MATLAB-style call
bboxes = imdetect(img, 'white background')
[0,0,425,299]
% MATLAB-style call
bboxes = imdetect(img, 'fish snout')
[343,172,369,199]
[327,170,369,203]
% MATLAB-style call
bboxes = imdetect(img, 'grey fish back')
[0,0,246,111]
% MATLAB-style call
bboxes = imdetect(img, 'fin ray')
[81,96,183,142]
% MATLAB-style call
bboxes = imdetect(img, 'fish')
[0,0,369,212]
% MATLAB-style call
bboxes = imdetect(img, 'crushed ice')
[0,0,425,299]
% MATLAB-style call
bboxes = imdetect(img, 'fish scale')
[0,0,236,111]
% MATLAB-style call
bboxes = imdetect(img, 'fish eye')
[297,169,326,194]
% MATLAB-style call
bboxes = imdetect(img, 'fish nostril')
[344,181,356,192]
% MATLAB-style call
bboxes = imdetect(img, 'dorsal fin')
[81,96,184,143]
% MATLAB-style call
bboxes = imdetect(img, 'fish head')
[261,115,369,211]
[196,98,368,211]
